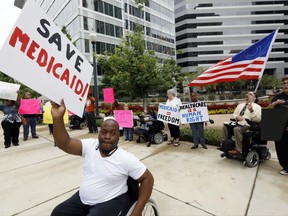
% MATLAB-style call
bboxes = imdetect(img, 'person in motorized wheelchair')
[50,100,154,216]
[134,110,165,147]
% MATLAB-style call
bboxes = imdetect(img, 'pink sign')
[114,110,133,128]
[19,99,41,115]
[103,88,115,104]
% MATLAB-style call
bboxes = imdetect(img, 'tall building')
[24,0,175,75]
[175,0,288,78]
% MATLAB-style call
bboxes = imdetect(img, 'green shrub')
[150,98,157,103]
[180,127,222,146]
[96,118,104,127]
[158,97,166,103]
[208,94,216,101]
[227,95,234,100]
[219,95,226,100]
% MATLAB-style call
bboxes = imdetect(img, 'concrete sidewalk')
[0,118,287,216]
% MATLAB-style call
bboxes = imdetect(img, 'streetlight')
[89,32,101,119]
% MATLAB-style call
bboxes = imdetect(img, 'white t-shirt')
[79,139,147,205]
[166,97,182,107]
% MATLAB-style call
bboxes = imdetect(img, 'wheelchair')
[220,119,271,168]
[126,177,159,216]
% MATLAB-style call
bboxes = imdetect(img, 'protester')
[0,95,22,148]
[23,92,39,141]
[166,89,182,147]
[50,100,154,215]
[271,76,288,176]
[189,92,207,149]
[123,103,133,141]
[222,92,261,155]
[85,89,98,133]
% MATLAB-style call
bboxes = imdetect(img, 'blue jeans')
[124,128,133,141]
[23,117,37,138]
[189,122,205,145]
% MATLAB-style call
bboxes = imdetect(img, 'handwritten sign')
[157,103,180,126]
[0,0,93,117]
[19,99,41,115]
[179,102,209,124]
[43,105,68,124]
[0,81,20,101]
[114,110,133,128]
[103,88,115,104]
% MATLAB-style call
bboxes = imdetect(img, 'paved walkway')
[0,115,287,216]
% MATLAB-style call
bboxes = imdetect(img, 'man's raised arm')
[51,100,82,156]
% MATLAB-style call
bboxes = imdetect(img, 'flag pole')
[254,28,279,93]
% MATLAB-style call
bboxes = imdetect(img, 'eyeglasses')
[282,82,288,86]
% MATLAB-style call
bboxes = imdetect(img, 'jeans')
[23,117,37,138]
[189,122,205,145]
[86,112,98,133]
[1,121,22,147]
[124,128,133,141]
[51,191,131,216]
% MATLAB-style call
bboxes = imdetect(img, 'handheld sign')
[157,103,180,126]
[43,105,68,124]
[19,99,41,115]
[0,81,20,101]
[179,102,209,124]
[103,88,115,104]
[114,110,133,128]
[0,1,93,117]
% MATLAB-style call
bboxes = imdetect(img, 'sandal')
[167,139,174,145]
[174,139,180,147]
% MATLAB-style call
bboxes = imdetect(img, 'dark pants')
[23,117,37,138]
[189,122,205,145]
[275,130,288,171]
[1,121,22,147]
[51,191,131,216]
[48,124,53,134]
[86,112,98,133]
[124,128,133,141]
[168,123,180,139]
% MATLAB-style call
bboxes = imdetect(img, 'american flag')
[189,30,278,86]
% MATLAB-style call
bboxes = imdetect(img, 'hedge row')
[180,127,222,146]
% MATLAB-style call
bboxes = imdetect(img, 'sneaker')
[280,169,288,176]
[32,136,39,139]
[13,143,19,146]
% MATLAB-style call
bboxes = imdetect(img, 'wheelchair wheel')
[127,199,159,216]
[153,133,163,144]
[245,151,259,168]
[79,122,85,129]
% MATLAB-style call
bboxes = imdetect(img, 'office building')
[175,0,288,77]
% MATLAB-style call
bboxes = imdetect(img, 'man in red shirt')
[85,90,98,133]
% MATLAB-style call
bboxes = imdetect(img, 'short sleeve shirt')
[79,139,147,205]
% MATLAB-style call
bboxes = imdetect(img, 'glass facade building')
[32,0,175,75]
[175,0,288,77]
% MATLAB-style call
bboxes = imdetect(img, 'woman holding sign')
[166,89,182,147]
[0,95,22,148]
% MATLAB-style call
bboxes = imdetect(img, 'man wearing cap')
[86,90,98,133]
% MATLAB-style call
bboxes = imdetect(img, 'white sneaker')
[280,169,288,176]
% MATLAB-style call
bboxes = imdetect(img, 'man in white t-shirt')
[50,100,154,216]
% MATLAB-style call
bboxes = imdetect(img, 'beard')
[98,141,118,156]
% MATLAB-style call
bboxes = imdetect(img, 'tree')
[259,74,281,90]
[97,26,177,110]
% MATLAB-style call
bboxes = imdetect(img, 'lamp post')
[89,33,101,119]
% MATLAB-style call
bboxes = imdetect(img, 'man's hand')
[51,99,66,120]
[274,99,286,105]
[236,116,244,121]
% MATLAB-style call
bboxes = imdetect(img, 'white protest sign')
[157,103,180,126]
[0,81,20,101]
[0,1,93,116]
[179,102,209,124]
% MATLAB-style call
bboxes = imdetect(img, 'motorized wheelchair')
[220,118,271,168]
[126,177,159,216]
[134,110,166,147]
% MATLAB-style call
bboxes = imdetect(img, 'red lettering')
[46,56,55,73]
[9,26,30,53]
[74,79,83,95]
[36,48,48,67]
[70,75,77,89]
[52,63,62,79]
[81,83,89,97]
[60,69,70,85]
[27,40,40,60]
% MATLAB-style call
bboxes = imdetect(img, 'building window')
[96,20,105,34]
[146,12,150,22]
[115,26,122,38]
[124,3,127,13]
[104,2,113,16]
[82,0,87,8]
[94,0,103,13]
[83,16,88,30]
[105,23,115,36]
[84,39,90,53]
[114,6,122,19]
[125,20,129,29]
